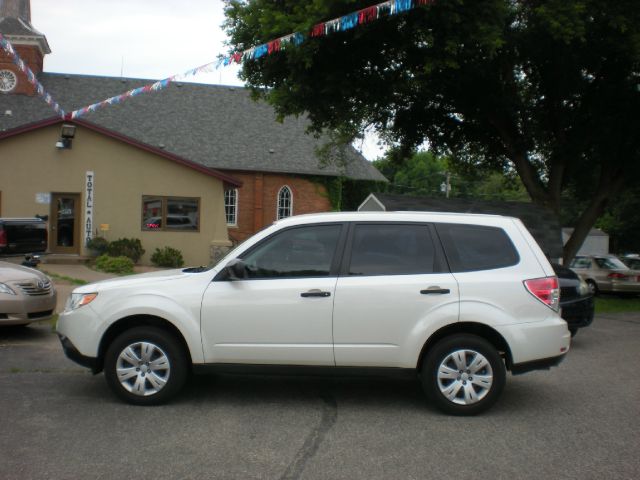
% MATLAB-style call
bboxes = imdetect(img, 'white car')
[57,212,570,415]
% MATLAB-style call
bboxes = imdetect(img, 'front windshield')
[594,257,628,270]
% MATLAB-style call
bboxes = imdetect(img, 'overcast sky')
[30,0,383,159]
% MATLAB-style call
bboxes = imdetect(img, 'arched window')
[277,186,293,220]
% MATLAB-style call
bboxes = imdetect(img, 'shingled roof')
[359,193,563,259]
[0,73,385,182]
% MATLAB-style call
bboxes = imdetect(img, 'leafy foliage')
[224,0,640,261]
[85,237,109,256]
[106,238,145,264]
[151,247,185,268]
[95,255,134,274]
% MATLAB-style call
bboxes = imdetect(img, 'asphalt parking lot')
[1,304,638,479]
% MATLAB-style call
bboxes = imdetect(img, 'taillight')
[524,276,560,311]
[607,272,628,280]
[0,228,6,248]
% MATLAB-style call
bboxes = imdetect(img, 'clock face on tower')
[0,69,18,93]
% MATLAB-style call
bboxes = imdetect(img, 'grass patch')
[42,271,87,286]
[595,295,640,314]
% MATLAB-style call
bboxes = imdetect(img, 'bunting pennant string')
[0,32,66,118]
[67,0,435,119]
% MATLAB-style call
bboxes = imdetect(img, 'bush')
[86,237,109,256]
[151,246,185,268]
[107,238,145,263]
[95,255,134,274]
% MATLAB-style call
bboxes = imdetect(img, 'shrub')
[95,255,134,274]
[107,238,145,263]
[86,236,109,256]
[151,246,185,268]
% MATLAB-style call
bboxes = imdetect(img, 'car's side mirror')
[225,258,247,281]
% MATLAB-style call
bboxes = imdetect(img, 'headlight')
[0,283,16,295]
[578,278,590,296]
[64,293,98,312]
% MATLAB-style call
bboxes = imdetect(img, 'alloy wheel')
[436,349,494,405]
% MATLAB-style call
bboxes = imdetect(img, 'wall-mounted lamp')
[56,123,76,149]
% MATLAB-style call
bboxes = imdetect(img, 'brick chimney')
[0,0,50,95]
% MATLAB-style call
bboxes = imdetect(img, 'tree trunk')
[562,170,625,264]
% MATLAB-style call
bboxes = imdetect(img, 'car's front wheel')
[421,334,506,415]
[104,326,188,405]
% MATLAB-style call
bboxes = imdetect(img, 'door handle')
[420,287,450,295]
[301,290,331,298]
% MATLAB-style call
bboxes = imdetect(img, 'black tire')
[421,334,506,416]
[104,326,188,405]
[586,280,598,296]
[569,327,578,338]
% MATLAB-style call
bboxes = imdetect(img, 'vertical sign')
[85,171,94,245]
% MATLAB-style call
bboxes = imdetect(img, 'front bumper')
[58,334,101,373]
[0,289,57,325]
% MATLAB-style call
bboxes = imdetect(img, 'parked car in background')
[0,218,47,255]
[620,255,640,271]
[0,261,57,326]
[569,255,640,295]
[58,212,570,415]
[552,264,594,337]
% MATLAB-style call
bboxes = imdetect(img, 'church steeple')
[0,0,50,95]
[0,0,31,21]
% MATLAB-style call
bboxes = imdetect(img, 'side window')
[348,224,436,276]
[570,258,591,269]
[224,189,238,226]
[241,224,341,279]
[436,223,519,272]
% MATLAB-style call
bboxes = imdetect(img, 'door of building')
[50,193,81,254]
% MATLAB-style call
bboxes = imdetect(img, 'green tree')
[224,0,640,262]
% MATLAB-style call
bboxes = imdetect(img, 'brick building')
[0,1,385,263]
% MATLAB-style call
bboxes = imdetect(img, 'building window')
[225,189,238,226]
[277,186,293,220]
[142,196,199,231]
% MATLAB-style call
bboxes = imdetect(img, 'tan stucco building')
[0,120,238,265]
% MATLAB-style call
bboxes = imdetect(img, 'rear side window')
[436,223,519,272]
[348,224,436,276]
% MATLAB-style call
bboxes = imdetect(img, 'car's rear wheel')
[421,334,506,415]
[104,326,187,405]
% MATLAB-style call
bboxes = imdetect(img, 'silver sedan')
[0,261,57,326]
[569,255,640,295]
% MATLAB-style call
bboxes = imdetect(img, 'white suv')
[57,212,570,415]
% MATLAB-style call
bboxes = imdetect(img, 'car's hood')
[0,261,48,282]
[74,268,209,293]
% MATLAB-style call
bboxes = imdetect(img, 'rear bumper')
[495,316,571,365]
[511,353,567,375]
[560,296,595,329]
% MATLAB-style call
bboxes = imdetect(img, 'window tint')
[570,258,592,269]
[436,223,519,272]
[142,196,199,231]
[241,224,341,278]
[594,257,627,270]
[348,224,435,276]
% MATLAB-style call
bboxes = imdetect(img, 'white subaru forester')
[57,212,570,415]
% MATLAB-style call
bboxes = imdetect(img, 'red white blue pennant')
[3,1,434,120]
